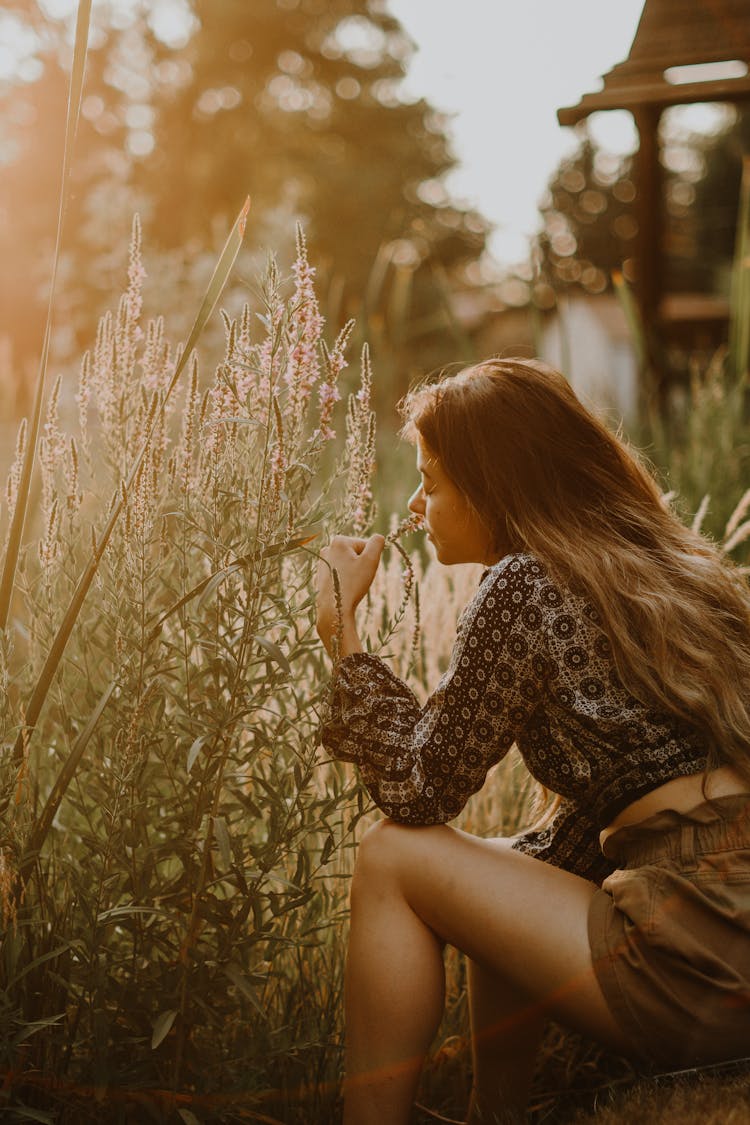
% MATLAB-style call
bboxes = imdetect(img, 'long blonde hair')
[401,357,750,784]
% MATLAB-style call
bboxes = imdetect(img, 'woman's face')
[407,437,499,566]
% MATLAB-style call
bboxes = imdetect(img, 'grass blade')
[18,678,118,879]
[0,0,92,630]
[728,155,750,383]
[165,196,251,399]
[611,268,647,372]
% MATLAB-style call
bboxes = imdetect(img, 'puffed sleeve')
[320,555,553,824]
[511,798,616,885]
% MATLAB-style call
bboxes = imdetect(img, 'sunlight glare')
[147,0,197,50]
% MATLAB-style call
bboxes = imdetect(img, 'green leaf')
[187,734,208,773]
[251,897,264,933]
[98,905,173,923]
[729,155,750,381]
[196,562,242,611]
[253,635,291,675]
[321,834,336,865]
[151,1008,178,1049]
[12,1014,65,1046]
[8,943,72,989]
[147,525,321,641]
[178,1111,202,1125]
[167,197,251,402]
[20,677,117,880]
[223,962,267,1017]
[213,815,232,869]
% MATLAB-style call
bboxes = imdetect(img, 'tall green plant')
[4,202,250,784]
[0,226,383,1123]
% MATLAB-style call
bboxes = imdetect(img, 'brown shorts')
[588,793,750,1069]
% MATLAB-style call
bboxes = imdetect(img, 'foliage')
[534,138,638,302]
[622,155,750,546]
[532,108,750,305]
[0,224,388,1124]
[0,217,540,1121]
[139,0,487,285]
[688,110,750,297]
[646,350,750,545]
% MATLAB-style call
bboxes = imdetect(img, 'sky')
[387,0,725,265]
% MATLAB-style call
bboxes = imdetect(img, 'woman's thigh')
[354,819,631,1054]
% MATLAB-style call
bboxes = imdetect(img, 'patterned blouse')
[320,552,709,885]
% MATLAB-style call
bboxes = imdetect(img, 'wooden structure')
[558,0,750,399]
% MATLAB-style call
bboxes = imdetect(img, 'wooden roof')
[558,0,750,125]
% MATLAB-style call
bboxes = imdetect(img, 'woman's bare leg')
[466,961,544,1124]
[343,820,630,1125]
[343,842,446,1124]
[466,838,544,1123]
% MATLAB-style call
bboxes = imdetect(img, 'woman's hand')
[315,533,385,658]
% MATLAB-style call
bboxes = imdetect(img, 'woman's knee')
[352,819,447,899]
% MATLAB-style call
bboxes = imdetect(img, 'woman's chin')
[427,535,458,565]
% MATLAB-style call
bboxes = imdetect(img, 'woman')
[315,358,750,1125]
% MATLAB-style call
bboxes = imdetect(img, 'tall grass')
[0,0,92,631]
[0,10,495,1117]
[0,222,391,1123]
[615,153,750,546]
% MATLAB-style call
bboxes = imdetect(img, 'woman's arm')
[320,554,552,825]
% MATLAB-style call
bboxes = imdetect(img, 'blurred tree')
[0,0,488,405]
[531,108,750,306]
[532,138,638,305]
[141,0,486,289]
[685,109,750,294]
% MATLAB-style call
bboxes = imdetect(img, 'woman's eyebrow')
[417,462,433,479]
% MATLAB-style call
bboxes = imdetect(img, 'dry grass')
[568,1063,750,1125]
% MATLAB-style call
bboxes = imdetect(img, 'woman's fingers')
[358,533,386,568]
[322,533,384,564]
[323,534,374,559]
[318,534,386,610]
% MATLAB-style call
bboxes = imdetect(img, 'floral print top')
[320,553,709,885]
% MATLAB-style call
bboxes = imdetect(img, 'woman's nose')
[408,485,425,514]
